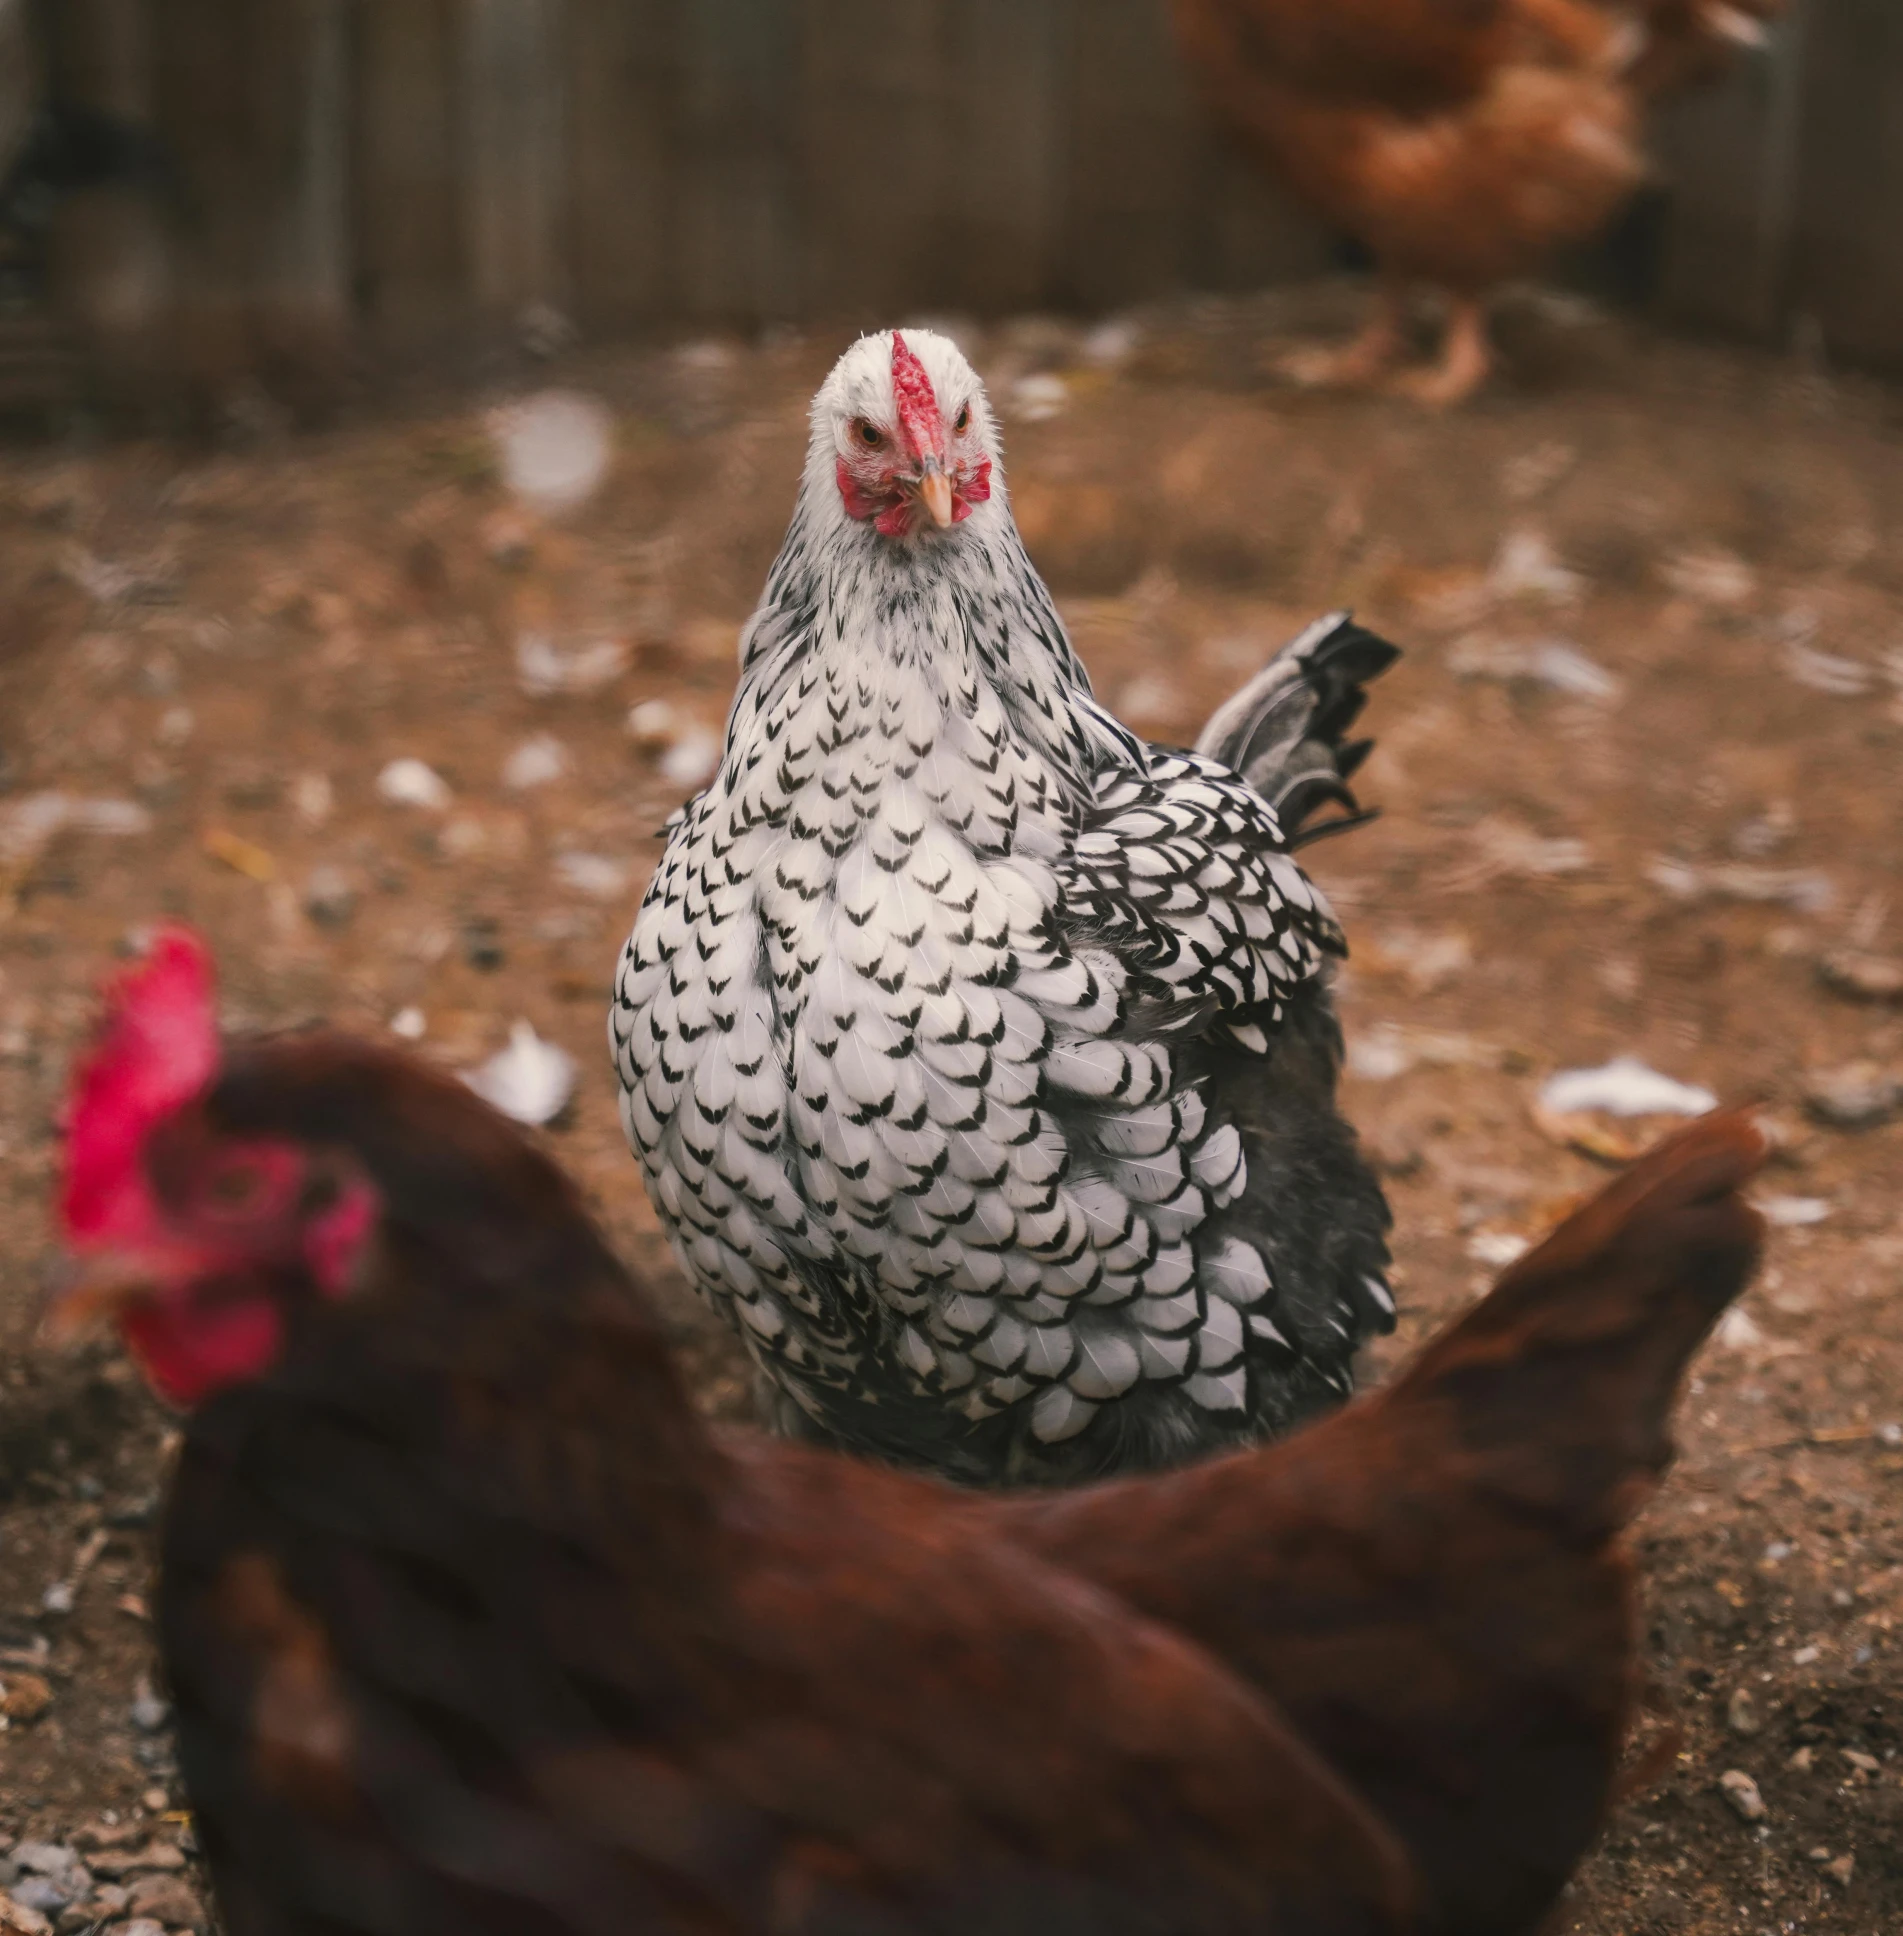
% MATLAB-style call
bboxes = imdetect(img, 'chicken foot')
[1387,296,1493,408]
[1280,284,1495,408]
[1276,281,1409,391]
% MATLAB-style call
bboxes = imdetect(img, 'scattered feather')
[555,852,631,900]
[1782,641,1873,697]
[1500,442,1576,504]
[61,544,175,606]
[1365,927,1473,995]
[628,698,684,745]
[1646,858,1833,914]
[1467,1230,1531,1269]
[1801,1062,1903,1131]
[503,735,570,791]
[377,759,452,811]
[490,390,614,517]
[463,1022,577,1127]
[660,728,721,788]
[291,773,334,828]
[1539,1058,1716,1119]
[1448,635,1621,700]
[1080,318,1143,370]
[516,632,630,698]
[1713,1309,1764,1355]
[1817,950,1903,1004]
[1443,818,1591,889]
[1010,374,1069,422]
[1349,1022,1499,1082]
[1758,1196,1830,1228]
[1661,547,1756,607]
[1488,529,1585,607]
[0,793,152,869]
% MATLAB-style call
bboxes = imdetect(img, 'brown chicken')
[50,930,1414,1936]
[51,929,1766,1936]
[1173,0,1784,402]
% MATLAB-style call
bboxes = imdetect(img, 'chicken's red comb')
[61,926,220,1245]
[889,331,945,463]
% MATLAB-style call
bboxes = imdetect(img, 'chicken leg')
[1387,296,1493,408]
[1278,281,1409,391]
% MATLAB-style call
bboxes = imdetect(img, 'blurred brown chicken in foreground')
[1172,0,1784,403]
[48,931,1415,1936]
[52,930,1765,1934]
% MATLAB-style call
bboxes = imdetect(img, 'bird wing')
[1062,745,1346,1038]
[975,1111,1768,1935]
[1063,611,1401,1038]
[161,1334,1414,1936]
[534,1440,1417,1935]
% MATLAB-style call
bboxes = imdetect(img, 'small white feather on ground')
[464,1022,577,1126]
[1538,1057,1717,1118]
[491,390,614,516]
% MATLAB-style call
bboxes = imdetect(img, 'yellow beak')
[39,1252,156,1347]
[917,466,954,530]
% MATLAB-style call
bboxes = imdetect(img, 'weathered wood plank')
[35,0,173,410]
[55,0,151,116]
[565,0,672,332]
[0,0,38,171]
[1786,0,1903,369]
[1055,0,1199,309]
[671,0,798,325]
[942,0,1064,315]
[273,0,350,326]
[354,0,464,347]
[152,0,340,394]
[462,0,569,319]
[151,0,269,298]
[1187,136,1331,296]
[1651,27,1797,340]
[797,0,948,321]
[79,0,1903,381]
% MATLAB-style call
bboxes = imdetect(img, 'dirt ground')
[0,283,1899,1935]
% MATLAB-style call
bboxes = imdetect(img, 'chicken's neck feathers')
[731,460,1138,815]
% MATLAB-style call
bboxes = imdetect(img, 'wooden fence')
[19,0,1903,400]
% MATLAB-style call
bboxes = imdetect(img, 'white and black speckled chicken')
[612,329,1398,1486]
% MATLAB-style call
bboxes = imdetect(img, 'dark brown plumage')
[59,949,1412,1936]
[56,934,1766,1936]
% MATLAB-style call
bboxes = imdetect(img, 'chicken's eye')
[854,420,884,449]
[953,404,971,434]
[206,1163,265,1212]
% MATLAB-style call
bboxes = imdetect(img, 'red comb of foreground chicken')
[62,926,219,1246]
[986,1107,1769,1935]
[58,929,380,1407]
[53,932,1413,1936]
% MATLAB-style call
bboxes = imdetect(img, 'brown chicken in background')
[51,930,1765,1935]
[1172,0,1785,403]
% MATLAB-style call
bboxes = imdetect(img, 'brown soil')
[0,286,1898,1933]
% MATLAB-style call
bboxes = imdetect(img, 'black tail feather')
[1194,615,1401,850]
